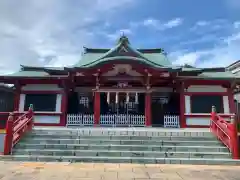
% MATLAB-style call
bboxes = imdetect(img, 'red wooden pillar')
[94,92,100,126]
[228,88,235,114]
[14,83,21,111]
[145,93,151,126]
[180,84,186,128]
[60,90,68,126]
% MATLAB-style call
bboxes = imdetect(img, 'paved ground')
[0,162,239,180]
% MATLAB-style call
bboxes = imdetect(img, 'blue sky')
[0,0,240,73]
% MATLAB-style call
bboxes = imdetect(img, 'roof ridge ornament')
[117,34,130,45]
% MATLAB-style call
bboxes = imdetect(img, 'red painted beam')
[21,90,64,94]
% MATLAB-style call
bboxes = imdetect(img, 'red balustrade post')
[211,106,216,120]
[211,106,216,132]
[3,113,15,155]
[28,104,34,131]
[230,115,239,159]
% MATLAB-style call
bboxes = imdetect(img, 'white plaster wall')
[21,84,61,91]
[187,85,227,92]
[34,115,60,124]
[185,94,231,126]
[234,93,240,102]
[56,94,62,112]
[19,94,62,113]
[186,117,210,126]
[19,94,26,112]
[186,116,231,126]
[223,96,230,114]
[185,96,191,113]
[0,133,5,153]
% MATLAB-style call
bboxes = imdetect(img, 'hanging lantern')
[115,92,119,104]
[107,92,110,104]
[126,92,129,103]
[135,92,138,104]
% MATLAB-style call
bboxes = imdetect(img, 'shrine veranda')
[0,35,240,129]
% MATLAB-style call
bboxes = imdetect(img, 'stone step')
[1,155,239,165]
[26,134,216,141]
[31,128,213,137]
[20,138,222,146]
[15,143,229,152]
[13,149,231,159]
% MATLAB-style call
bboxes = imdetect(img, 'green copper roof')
[181,67,202,71]
[6,71,50,77]
[74,36,171,68]
[177,71,240,79]
[20,65,66,71]
[1,66,68,78]
[198,71,238,79]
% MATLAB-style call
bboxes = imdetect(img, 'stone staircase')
[2,127,240,165]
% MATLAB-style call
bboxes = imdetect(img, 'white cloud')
[190,19,227,33]
[135,17,183,31]
[234,21,240,29]
[171,52,200,66]
[0,0,136,74]
[163,18,183,28]
[170,30,240,68]
[177,34,219,47]
[143,18,159,27]
[196,21,209,27]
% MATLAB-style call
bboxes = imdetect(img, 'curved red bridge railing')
[210,105,239,159]
[3,104,34,155]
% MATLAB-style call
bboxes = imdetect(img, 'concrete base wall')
[0,130,5,153]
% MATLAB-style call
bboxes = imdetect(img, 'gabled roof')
[73,35,172,68]
[6,71,49,77]
[1,37,240,80]
[226,60,240,70]
[20,65,67,75]
[1,65,68,78]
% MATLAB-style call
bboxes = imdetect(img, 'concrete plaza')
[0,161,239,180]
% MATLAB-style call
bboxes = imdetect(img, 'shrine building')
[0,35,239,128]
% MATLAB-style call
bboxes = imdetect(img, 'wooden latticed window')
[190,95,224,113]
[24,94,57,112]
[78,92,93,114]
[79,96,89,108]
[126,95,138,114]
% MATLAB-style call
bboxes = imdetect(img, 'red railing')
[210,105,239,159]
[3,105,34,155]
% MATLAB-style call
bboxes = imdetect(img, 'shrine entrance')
[99,92,145,127]
[100,92,145,115]
[66,89,180,128]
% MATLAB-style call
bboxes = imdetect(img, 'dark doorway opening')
[67,92,79,114]
[151,92,180,127]
[67,91,94,114]
[166,92,180,115]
